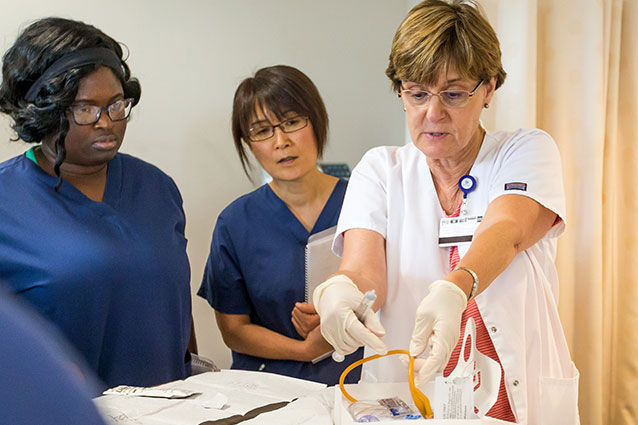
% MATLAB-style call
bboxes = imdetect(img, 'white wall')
[0,1,408,368]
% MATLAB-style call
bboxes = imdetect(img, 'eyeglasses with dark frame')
[247,116,309,142]
[399,80,484,109]
[68,98,134,126]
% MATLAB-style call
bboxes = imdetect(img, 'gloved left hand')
[409,280,467,387]
[313,275,387,357]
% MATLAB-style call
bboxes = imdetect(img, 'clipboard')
[304,226,341,304]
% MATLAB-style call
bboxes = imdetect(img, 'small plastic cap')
[332,351,345,362]
[364,290,377,302]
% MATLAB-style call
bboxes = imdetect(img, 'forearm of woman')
[334,228,388,311]
[446,194,557,298]
[215,311,329,363]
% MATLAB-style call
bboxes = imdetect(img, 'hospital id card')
[438,215,482,247]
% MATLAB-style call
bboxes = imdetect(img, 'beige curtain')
[484,0,638,424]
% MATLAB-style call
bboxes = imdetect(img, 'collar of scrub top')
[338,349,434,419]
[458,174,477,216]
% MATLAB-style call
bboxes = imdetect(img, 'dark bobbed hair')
[386,0,506,92]
[0,17,141,182]
[231,65,329,180]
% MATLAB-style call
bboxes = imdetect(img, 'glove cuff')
[428,279,468,310]
[312,274,358,315]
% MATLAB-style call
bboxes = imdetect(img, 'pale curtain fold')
[483,1,637,424]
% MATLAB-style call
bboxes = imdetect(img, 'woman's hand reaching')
[409,280,467,387]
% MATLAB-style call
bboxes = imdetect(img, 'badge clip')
[458,175,476,216]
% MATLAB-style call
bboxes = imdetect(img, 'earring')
[403,107,406,112]
[484,103,490,109]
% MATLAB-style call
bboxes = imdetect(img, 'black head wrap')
[24,47,123,103]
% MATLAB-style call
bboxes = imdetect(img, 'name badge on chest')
[438,215,482,247]
[438,174,482,247]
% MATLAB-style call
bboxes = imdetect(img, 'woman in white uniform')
[313,1,579,423]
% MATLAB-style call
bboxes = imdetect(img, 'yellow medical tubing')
[338,349,434,419]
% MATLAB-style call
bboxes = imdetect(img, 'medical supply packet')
[433,375,474,419]
[348,396,421,421]
[335,383,487,424]
[103,385,200,399]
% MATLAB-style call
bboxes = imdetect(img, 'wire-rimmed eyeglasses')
[68,98,134,125]
[399,80,484,109]
[248,116,309,142]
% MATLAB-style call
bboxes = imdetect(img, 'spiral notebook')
[304,226,341,304]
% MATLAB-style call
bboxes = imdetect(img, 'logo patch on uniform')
[504,182,527,191]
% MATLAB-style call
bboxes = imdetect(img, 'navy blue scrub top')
[198,179,363,385]
[0,151,192,388]
[0,287,107,425]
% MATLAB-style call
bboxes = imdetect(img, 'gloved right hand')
[313,275,387,357]
[409,279,467,387]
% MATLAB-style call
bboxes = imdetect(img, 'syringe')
[331,289,377,362]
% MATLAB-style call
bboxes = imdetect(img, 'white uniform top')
[334,129,579,425]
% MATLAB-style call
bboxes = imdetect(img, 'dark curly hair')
[0,17,141,185]
[231,65,329,181]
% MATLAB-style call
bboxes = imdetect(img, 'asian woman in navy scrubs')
[0,18,193,388]
[198,65,362,384]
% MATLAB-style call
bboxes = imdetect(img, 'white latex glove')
[409,280,467,387]
[313,275,387,357]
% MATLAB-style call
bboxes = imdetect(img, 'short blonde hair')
[386,0,506,92]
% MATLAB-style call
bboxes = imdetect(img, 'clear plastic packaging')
[347,396,422,422]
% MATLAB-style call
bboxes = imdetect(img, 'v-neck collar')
[24,152,123,212]
[413,130,490,216]
[263,179,345,244]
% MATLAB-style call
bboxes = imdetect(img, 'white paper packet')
[103,385,199,399]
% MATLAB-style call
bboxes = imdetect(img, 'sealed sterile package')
[103,385,199,399]
[347,397,422,422]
